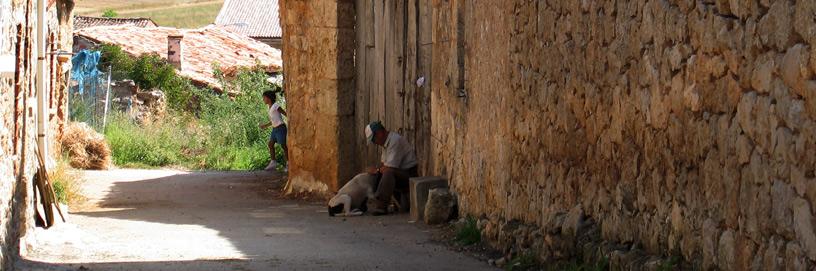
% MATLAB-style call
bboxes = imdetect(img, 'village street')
[18,169,492,271]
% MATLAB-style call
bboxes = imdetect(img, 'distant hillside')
[75,0,224,29]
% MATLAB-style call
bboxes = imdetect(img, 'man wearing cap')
[364,121,419,215]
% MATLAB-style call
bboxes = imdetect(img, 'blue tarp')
[70,49,101,95]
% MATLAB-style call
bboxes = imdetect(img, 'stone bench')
[409,176,448,222]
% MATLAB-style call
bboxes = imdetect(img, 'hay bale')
[61,122,111,170]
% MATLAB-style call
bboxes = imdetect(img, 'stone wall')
[48,1,73,160]
[279,0,357,194]
[0,0,72,269]
[429,0,816,270]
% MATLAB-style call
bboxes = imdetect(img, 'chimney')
[167,34,184,69]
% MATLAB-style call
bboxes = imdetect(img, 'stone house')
[280,0,816,270]
[0,0,74,269]
[215,0,282,49]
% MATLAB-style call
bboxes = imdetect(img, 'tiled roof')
[214,0,281,39]
[75,25,283,91]
[74,16,158,30]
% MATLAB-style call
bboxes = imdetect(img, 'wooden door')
[355,0,433,174]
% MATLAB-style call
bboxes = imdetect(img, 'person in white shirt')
[364,121,419,215]
[259,90,288,171]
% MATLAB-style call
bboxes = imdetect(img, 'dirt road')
[19,169,492,270]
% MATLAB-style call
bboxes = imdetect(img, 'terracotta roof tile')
[75,25,282,90]
[74,16,158,30]
[214,0,281,39]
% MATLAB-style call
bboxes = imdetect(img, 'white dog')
[328,173,378,216]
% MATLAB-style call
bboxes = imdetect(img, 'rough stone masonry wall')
[431,0,816,270]
[1,0,38,268]
[279,0,357,194]
[47,1,73,159]
[0,0,71,269]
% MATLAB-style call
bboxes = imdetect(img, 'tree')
[102,9,117,18]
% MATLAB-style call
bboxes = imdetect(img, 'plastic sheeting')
[69,50,110,130]
[70,49,101,95]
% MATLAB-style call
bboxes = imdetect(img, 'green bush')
[129,53,177,90]
[99,44,194,111]
[99,44,133,77]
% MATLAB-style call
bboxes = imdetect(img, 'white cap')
[365,124,374,143]
[364,121,384,143]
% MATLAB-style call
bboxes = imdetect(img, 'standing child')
[259,90,288,171]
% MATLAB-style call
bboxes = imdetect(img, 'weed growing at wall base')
[50,157,86,205]
[455,216,482,246]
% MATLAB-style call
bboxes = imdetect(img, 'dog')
[328,173,378,217]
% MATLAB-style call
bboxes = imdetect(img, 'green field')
[76,0,224,29]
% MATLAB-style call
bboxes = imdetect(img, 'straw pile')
[62,122,111,170]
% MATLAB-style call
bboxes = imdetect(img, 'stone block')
[424,188,455,225]
[410,176,448,222]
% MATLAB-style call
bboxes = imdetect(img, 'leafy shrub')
[99,44,133,76]
[129,53,177,90]
[99,44,195,111]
